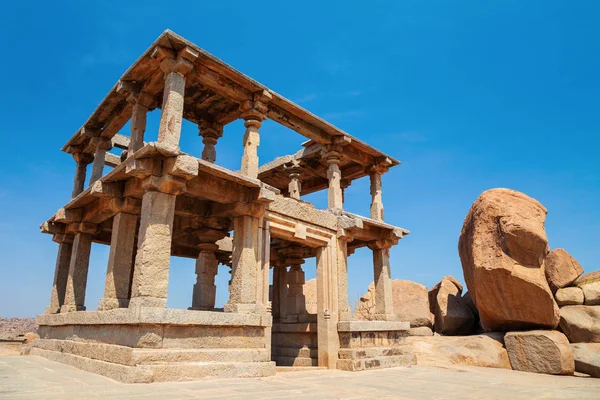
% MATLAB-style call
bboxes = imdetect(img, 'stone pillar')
[316,243,340,369]
[284,161,302,200]
[225,214,261,313]
[323,148,343,211]
[98,213,138,310]
[61,228,94,313]
[285,247,306,318]
[199,121,223,163]
[369,241,395,320]
[156,53,195,151]
[336,237,352,321]
[127,91,153,158]
[129,190,176,309]
[369,165,387,222]
[190,246,219,310]
[239,91,271,178]
[45,237,74,314]
[72,153,93,198]
[89,137,112,185]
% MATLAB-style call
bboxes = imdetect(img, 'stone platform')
[31,308,275,382]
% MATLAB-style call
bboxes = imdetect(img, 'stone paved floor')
[1,356,600,399]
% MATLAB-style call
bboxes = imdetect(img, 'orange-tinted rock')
[505,330,574,375]
[559,306,600,343]
[429,276,474,335]
[355,280,433,328]
[544,249,583,293]
[458,189,559,331]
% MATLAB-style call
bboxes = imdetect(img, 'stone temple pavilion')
[32,30,411,382]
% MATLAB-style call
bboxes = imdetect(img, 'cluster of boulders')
[354,188,600,377]
[458,188,599,377]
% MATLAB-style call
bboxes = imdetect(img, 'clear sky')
[1,1,598,317]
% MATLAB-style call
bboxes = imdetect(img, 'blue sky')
[1,1,599,317]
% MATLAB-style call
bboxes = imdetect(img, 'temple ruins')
[31,30,411,382]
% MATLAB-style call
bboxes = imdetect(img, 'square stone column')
[369,243,395,321]
[60,232,93,313]
[369,165,388,222]
[72,153,93,199]
[190,249,219,310]
[154,47,197,152]
[45,238,73,314]
[98,212,138,310]
[316,243,340,369]
[89,137,112,185]
[225,215,260,313]
[129,190,176,309]
[127,91,153,158]
[336,237,351,321]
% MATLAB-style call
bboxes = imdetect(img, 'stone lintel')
[337,321,409,332]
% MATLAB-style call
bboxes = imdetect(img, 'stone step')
[33,339,270,366]
[274,355,318,367]
[337,354,416,372]
[338,346,412,360]
[30,347,276,382]
[133,348,269,364]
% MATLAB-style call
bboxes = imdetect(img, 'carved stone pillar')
[190,246,219,310]
[225,214,262,313]
[127,91,153,158]
[72,153,93,198]
[45,235,74,314]
[284,246,306,318]
[129,189,176,309]
[336,236,352,321]
[98,212,138,310]
[240,91,271,178]
[284,160,302,200]
[199,121,223,163]
[369,165,387,222]
[60,224,96,313]
[124,154,196,310]
[368,240,395,320]
[154,47,198,152]
[323,147,343,211]
[89,137,113,185]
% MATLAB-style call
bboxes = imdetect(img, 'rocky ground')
[0,318,37,336]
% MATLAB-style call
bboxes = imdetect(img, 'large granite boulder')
[571,343,600,378]
[355,280,433,328]
[505,330,574,375]
[392,280,433,328]
[559,306,600,343]
[543,249,583,293]
[402,333,511,369]
[428,276,474,335]
[555,287,584,306]
[458,188,559,331]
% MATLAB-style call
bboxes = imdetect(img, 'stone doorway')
[270,238,319,367]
